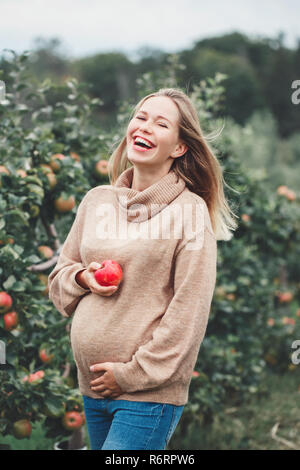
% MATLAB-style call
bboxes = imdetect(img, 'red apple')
[278,291,293,303]
[54,194,76,213]
[0,237,14,246]
[39,348,54,364]
[0,291,13,314]
[29,370,45,382]
[70,151,81,162]
[94,260,123,287]
[46,172,57,189]
[95,159,108,180]
[37,245,54,260]
[23,370,45,383]
[34,370,45,380]
[3,311,18,331]
[16,169,27,178]
[0,165,10,175]
[62,411,84,431]
[40,163,53,175]
[50,153,66,172]
[12,419,32,439]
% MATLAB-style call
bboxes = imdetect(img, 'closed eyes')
[136,116,168,128]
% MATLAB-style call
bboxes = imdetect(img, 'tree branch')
[27,216,62,272]
[40,212,61,252]
[27,248,61,272]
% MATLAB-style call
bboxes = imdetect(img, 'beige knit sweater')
[48,166,217,406]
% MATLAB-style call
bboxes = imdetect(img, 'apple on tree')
[12,419,32,439]
[62,411,84,431]
[46,172,57,189]
[16,169,27,178]
[94,260,123,287]
[0,237,14,245]
[37,245,54,260]
[0,165,10,175]
[54,194,76,213]
[50,153,66,172]
[3,311,18,331]
[70,151,81,162]
[40,163,53,175]
[0,291,13,314]
[95,159,108,181]
[39,347,54,364]
[23,370,45,383]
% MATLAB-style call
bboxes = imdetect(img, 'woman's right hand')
[77,262,119,297]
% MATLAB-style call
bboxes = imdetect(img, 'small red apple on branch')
[95,159,108,180]
[12,419,32,439]
[3,311,19,331]
[37,245,54,260]
[39,348,54,364]
[94,260,123,287]
[23,370,45,383]
[62,411,85,431]
[0,291,13,314]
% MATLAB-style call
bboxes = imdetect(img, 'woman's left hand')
[89,362,124,398]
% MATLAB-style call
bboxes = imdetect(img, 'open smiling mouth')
[132,137,156,152]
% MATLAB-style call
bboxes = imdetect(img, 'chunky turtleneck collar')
[113,166,186,223]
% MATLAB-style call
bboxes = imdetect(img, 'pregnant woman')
[48,87,237,450]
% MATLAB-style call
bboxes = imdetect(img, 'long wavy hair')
[107,88,239,241]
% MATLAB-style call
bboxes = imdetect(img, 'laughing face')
[126,96,187,172]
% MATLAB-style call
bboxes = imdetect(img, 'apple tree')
[0,50,111,448]
[0,50,299,450]
[131,56,300,446]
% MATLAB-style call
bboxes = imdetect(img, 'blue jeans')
[82,395,184,450]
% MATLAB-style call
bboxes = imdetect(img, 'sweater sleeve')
[111,226,217,393]
[48,194,91,318]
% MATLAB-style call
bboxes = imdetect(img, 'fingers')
[91,388,120,398]
[90,376,105,386]
[91,384,106,392]
[88,262,102,271]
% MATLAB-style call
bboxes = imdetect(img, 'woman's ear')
[173,141,188,158]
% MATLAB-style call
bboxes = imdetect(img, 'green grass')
[170,368,300,450]
[2,369,299,450]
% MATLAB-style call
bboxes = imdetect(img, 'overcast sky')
[0,0,299,61]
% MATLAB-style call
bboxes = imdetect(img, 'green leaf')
[0,420,9,434]
[6,209,29,226]
[13,244,24,255]
[3,274,17,290]
[25,254,41,264]
[0,245,20,261]
[11,281,25,292]
[44,396,65,418]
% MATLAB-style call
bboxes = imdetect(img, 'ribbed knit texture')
[48,167,217,406]
[115,166,186,222]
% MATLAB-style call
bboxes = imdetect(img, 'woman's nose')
[139,120,153,132]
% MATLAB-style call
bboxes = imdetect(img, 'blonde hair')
[107,88,239,241]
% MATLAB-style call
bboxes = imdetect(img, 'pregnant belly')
[70,305,123,367]
[70,294,154,372]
